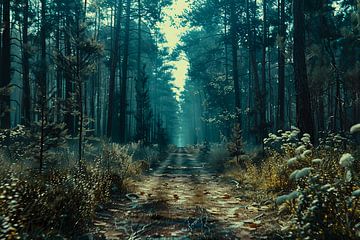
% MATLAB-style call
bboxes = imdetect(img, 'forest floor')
[91,148,283,239]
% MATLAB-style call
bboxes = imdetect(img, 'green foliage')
[0,123,68,172]
[227,123,244,164]
[265,124,360,239]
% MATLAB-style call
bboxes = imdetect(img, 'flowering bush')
[272,124,360,239]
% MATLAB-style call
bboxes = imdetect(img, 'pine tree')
[156,118,168,154]
[135,65,153,144]
[31,87,68,173]
[55,18,102,169]
[227,123,244,164]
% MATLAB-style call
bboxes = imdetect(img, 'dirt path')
[92,148,277,239]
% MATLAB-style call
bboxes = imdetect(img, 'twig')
[253,213,265,220]
[127,223,154,240]
[231,180,241,189]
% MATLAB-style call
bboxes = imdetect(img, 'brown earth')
[92,148,282,240]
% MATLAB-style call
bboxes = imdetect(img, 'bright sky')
[158,0,191,99]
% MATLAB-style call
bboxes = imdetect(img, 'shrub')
[0,142,140,239]
[208,143,231,172]
[270,124,360,239]
[227,123,244,164]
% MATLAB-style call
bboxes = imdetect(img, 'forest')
[0,0,359,239]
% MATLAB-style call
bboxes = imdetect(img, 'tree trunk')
[40,0,47,96]
[119,0,131,143]
[65,15,74,134]
[260,0,267,141]
[293,0,314,138]
[247,0,260,142]
[22,0,31,126]
[277,0,286,130]
[107,0,123,139]
[137,0,142,82]
[230,0,241,125]
[224,6,229,84]
[0,0,11,129]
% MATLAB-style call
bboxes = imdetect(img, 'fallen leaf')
[248,222,261,228]
[223,194,232,199]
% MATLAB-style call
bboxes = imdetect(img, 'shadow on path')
[92,148,274,239]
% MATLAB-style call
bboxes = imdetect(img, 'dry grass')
[226,128,360,239]
[0,143,144,239]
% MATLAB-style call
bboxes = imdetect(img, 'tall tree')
[107,0,123,139]
[277,0,286,130]
[135,65,152,143]
[22,0,31,126]
[260,0,268,141]
[119,0,131,143]
[293,0,314,138]
[229,0,241,125]
[0,0,11,129]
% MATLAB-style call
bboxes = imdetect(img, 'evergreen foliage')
[135,65,153,144]
[227,123,244,164]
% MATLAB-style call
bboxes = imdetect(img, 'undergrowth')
[228,124,360,239]
[0,137,154,239]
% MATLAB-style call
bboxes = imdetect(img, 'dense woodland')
[180,0,360,145]
[0,0,359,148]
[0,0,360,239]
[0,0,178,147]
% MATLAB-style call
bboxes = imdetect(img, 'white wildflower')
[301,150,312,158]
[291,126,300,131]
[303,133,311,138]
[312,158,322,164]
[295,167,313,180]
[287,157,298,166]
[346,170,352,182]
[350,123,360,134]
[295,145,306,155]
[288,191,300,200]
[301,136,311,143]
[289,132,298,140]
[321,184,331,190]
[269,133,277,140]
[289,170,299,181]
[352,189,360,197]
[339,153,354,168]
[276,194,289,205]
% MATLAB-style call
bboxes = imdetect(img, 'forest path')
[93,148,275,239]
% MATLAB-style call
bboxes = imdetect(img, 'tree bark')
[22,0,31,126]
[40,0,47,96]
[107,0,122,139]
[0,0,11,129]
[230,0,241,125]
[119,0,131,143]
[260,0,267,141]
[293,0,315,138]
[277,0,286,130]
[65,14,74,134]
